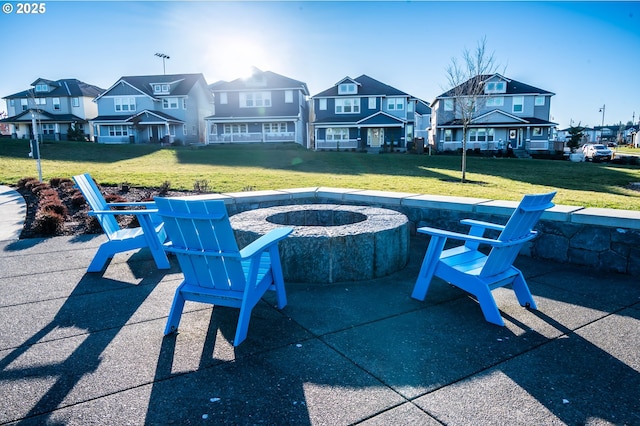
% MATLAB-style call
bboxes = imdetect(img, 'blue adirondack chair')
[155,197,293,346]
[411,192,556,326]
[72,173,170,272]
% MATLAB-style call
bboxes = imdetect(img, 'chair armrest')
[89,208,160,216]
[459,219,506,232]
[106,201,156,209]
[239,227,293,259]
[417,226,536,247]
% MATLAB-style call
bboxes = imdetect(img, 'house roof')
[91,110,182,124]
[439,116,556,128]
[436,73,555,99]
[209,68,309,95]
[356,112,405,127]
[3,78,105,99]
[312,74,410,98]
[96,73,209,101]
[0,109,86,123]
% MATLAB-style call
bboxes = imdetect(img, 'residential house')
[311,75,430,151]
[92,73,213,144]
[429,74,556,154]
[205,68,309,146]
[1,78,104,141]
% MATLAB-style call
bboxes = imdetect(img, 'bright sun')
[215,37,271,80]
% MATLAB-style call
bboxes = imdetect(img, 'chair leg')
[511,269,538,310]
[475,285,505,326]
[269,246,287,309]
[87,244,115,272]
[234,306,252,346]
[164,287,186,335]
[411,235,446,301]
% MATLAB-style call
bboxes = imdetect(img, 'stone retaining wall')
[188,187,640,276]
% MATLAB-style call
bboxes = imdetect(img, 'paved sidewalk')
[0,185,26,241]
[0,227,638,424]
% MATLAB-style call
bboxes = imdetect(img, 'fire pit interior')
[231,204,409,283]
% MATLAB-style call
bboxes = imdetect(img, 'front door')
[368,128,384,147]
[509,128,522,149]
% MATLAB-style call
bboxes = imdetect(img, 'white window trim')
[319,98,327,111]
[512,96,524,113]
[114,97,136,112]
[534,96,545,106]
[240,92,272,108]
[326,127,349,140]
[285,90,293,103]
[368,97,376,109]
[444,99,454,111]
[338,83,357,95]
[162,97,180,109]
[486,96,504,107]
[387,97,404,111]
[53,98,61,110]
[219,93,228,105]
[335,97,360,114]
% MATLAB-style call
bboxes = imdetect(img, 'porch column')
[165,123,170,144]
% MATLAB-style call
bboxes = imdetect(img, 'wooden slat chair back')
[155,197,293,346]
[72,173,170,273]
[412,192,556,326]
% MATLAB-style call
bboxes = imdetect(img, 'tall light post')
[599,104,605,143]
[155,53,170,75]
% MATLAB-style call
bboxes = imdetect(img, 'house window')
[183,124,188,135]
[153,84,170,94]
[338,83,357,95]
[114,97,136,112]
[34,98,46,105]
[240,92,271,108]
[107,125,129,137]
[162,98,179,109]
[264,122,287,133]
[444,129,453,142]
[169,125,176,137]
[319,98,327,110]
[407,101,414,113]
[512,96,524,113]
[10,99,14,106]
[326,128,349,141]
[42,124,55,135]
[219,93,228,104]
[368,97,376,109]
[532,127,542,136]
[444,99,454,111]
[223,124,248,134]
[35,84,48,92]
[387,98,404,111]
[487,128,495,141]
[53,98,60,110]
[335,98,360,114]
[285,90,293,103]
[21,99,28,111]
[209,123,216,135]
[72,97,79,107]
[406,124,414,141]
[535,96,545,106]
[485,97,504,107]
[182,98,187,109]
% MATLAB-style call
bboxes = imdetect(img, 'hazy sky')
[1,1,639,128]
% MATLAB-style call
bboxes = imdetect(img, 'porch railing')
[208,132,294,143]
[315,139,358,150]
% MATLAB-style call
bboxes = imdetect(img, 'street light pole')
[154,53,170,75]
[598,104,605,143]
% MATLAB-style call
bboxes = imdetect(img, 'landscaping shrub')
[17,177,38,189]
[71,190,86,207]
[32,210,64,235]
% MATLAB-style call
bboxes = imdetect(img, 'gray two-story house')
[429,73,556,154]
[91,73,213,144]
[205,68,309,146]
[311,75,430,152]
[1,78,104,141]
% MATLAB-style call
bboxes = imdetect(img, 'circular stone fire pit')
[231,204,409,283]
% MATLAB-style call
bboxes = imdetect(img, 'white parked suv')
[582,144,613,162]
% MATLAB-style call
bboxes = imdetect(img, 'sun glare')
[214,37,271,81]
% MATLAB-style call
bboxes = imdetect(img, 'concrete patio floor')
[0,231,638,425]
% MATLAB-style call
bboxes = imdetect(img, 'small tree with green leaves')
[566,123,585,153]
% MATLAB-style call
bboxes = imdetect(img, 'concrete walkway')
[0,187,638,424]
[0,185,26,241]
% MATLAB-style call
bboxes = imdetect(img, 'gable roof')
[96,73,209,101]
[209,68,309,95]
[437,73,555,99]
[357,111,405,127]
[3,78,105,99]
[312,74,410,98]
[0,109,85,123]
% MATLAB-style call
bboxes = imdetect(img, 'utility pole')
[155,53,170,75]
[599,104,605,127]
[30,111,43,182]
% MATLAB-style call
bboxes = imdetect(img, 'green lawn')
[1,139,640,210]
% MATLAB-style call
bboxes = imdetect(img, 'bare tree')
[444,37,503,182]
